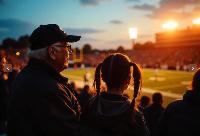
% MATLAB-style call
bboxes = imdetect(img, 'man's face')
[50,42,72,72]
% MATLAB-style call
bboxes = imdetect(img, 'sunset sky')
[0,0,200,49]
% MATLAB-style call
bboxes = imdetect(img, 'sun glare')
[162,20,178,30]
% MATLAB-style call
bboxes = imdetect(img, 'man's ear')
[48,47,56,60]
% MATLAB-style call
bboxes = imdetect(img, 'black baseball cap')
[29,24,81,50]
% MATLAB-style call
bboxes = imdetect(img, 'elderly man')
[7,24,81,136]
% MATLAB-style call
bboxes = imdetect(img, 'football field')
[61,68,194,107]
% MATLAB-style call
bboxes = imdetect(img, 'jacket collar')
[28,58,68,83]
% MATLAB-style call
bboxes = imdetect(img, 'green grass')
[61,68,194,107]
[62,68,95,81]
[142,69,193,94]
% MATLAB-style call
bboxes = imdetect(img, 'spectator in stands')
[70,81,77,91]
[144,92,164,136]
[81,53,149,136]
[78,85,93,110]
[138,95,150,113]
[83,70,91,85]
[157,68,200,136]
[0,57,9,135]
[69,81,79,98]
[7,24,81,136]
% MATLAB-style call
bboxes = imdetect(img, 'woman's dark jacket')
[81,92,149,136]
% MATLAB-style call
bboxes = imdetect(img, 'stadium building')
[155,26,200,48]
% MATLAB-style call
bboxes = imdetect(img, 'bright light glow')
[162,20,178,30]
[193,18,200,25]
[16,52,20,56]
[129,27,138,39]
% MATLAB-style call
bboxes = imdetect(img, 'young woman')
[81,53,149,136]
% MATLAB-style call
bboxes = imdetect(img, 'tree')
[18,35,30,48]
[82,43,92,54]
[2,38,18,49]
[116,45,125,52]
[134,41,155,50]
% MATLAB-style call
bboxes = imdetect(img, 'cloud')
[0,28,9,32]
[131,4,156,11]
[0,0,5,5]
[193,6,200,12]
[132,0,200,20]
[0,19,35,42]
[158,0,199,10]
[68,36,102,48]
[109,20,123,24]
[126,0,140,2]
[191,6,200,17]
[146,10,192,20]
[79,0,109,6]
[63,28,104,48]
[0,18,104,43]
[63,28,104,35]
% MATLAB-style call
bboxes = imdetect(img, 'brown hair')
[93,53,142,109]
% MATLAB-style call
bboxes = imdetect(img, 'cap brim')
[66,35,81,43]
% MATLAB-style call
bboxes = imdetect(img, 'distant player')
[84,70,91,85]
[154,64,159,82]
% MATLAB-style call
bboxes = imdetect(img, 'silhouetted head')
[192,68,200,93]
[70,81,76,90]
[83,85,90,93]
[140,95,150,107]
[152,92,163,104]
[94,53,142,108]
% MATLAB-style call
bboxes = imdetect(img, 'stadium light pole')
[129,27,138,50]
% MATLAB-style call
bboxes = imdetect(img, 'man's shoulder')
[164,100,185,115]
[167,100,184,109]
[18,67,53,81]
[12,66,57,93]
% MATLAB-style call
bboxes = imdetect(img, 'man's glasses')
[51,43,73,54]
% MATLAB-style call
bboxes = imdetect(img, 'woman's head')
[101,53,131,90]
[192,68,200,92]
[94,53,142,101]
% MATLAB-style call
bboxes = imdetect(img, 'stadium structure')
[155,25,200,48]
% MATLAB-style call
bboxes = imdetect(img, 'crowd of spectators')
[83,46,200,71]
